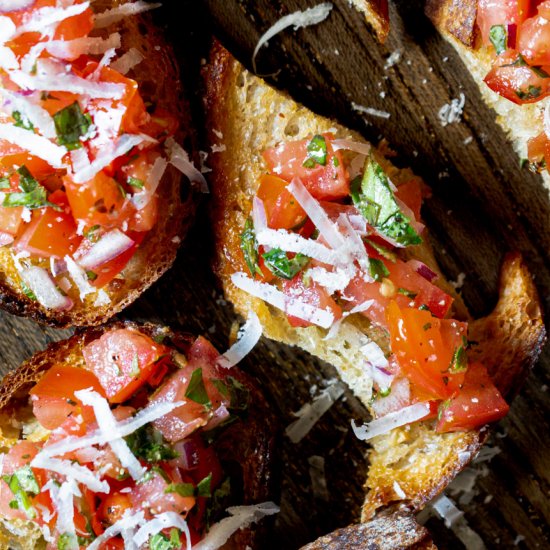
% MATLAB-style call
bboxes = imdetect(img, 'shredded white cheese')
[351,102,391,119]
[133,512,191,550]
[438,93,466,127]
[94,1,161,28]
[217,312,262,369]
[252,3,333,73]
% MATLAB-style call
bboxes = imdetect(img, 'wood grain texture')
[0,0,547,549]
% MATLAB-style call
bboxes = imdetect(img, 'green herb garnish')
[262,247,309,280]
[516,85,542,101]
[185,367,211,406]
[12,111,34,131]
[240,218,262,277]
[489,25,507,55]
[165,482,195,497]
[149,530,181,550]
[2,166,59,210]
[368,258,390,282]
[128,176,145,190]
[352,157,422,247]
[57,533,79,550]
[84,224,101,243]
[53,101,91,150]
[20,281,37,301]
[125,425,179,463]
[2,465,39,519]
[0,176,9,190]
[303,134,328,168]
[448,345,468,374]
[397,287,417,299]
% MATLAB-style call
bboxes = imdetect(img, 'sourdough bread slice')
[204,42,545,519]
[0,0,198,327]
[426,0,550,194]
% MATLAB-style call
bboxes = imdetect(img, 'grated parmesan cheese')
[438,93,466,127]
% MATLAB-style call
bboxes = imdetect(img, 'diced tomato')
[394,179,423,222]
[527,130,550,170]
[477,0,533,47]
[0,205,23,238]
[386,300,468,401]
[54,1,94,41]
[14,190,81,258]
[97,492,133,526]
[151,337,229,442]
[281,274,343,328]
[64,171,127,229]
[83,329,168,403]
[29,365,105,430]
[256,174,307,230]
[263,134,349,200]
[436,363,510,432]
[517,3,550,65]
[40,91,81,117]
[484,49,550,104]
[129,470,196,516]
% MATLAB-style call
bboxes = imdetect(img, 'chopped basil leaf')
[240,218,262,277]
[165,482,195,497]
[84,224,101,243]
[197,472,212,497]
[0,176,9,190]
[418,304,431,312]
[489,25,507,55]
[448,345,468,373]
[531,65,550,78]
[516,85,542,101]
[149,531,181,550]
[20,281,37,301]
[128,176,145,190]
[86,270,98,281]
[212,378,230,397]
[2,465,39,519]
[225,376,250,413]
[422,322,432,331]
[2,166,58,210]
[353,157,422,247]
[303,134,328,168]
[8,500,18,509]
[368,258,389,282]
[503,54,528,68]
[53,101,91,150]
[185,367,211,406]
[262,247,309,280]
[397,287,417,299]
[124,425,178,463]
[364,238,397,262]
[437,399,451,421]
[12,111,34,131]
[378,387,391,398]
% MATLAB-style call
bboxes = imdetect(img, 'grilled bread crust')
[204,42,545,525]
[0,0,198,328]
[425,0,550,193]
[0,321,276,550]
[348,0,390,41]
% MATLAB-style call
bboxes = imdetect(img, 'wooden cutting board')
[0,0,548,548]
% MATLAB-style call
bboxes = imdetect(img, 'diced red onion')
[204,404,230,431]
[370,378,411,418]
[331,138,372,156]
[0,231,13,246]
[77,229,134,270]
[20,266,73,311]
[171,439,201,471]
[407,259,438,282]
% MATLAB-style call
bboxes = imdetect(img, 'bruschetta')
[0,321,277,549]
[0,0,202,327]
[426,0,550,188]
[204,42,545,520]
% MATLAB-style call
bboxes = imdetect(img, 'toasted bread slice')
[0,0,198,328]
[425,0,550,192]
[348,0,390,42]
[204,42,545,522]
[0,321,276,549]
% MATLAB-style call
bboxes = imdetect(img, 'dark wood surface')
[0,0,548,548]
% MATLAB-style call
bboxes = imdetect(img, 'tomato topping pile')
[0,0,181,310]
[1,328,248,547]
[477,1,550,172]
[237,133,508,434]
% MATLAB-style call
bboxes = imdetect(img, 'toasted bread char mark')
[362,253,545,519]
[301,508,435,549]
[205,42,545,521]
[0,0,196,328]
[425,0,550,194]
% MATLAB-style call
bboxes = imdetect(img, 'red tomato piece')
[256,174,307,230]
[484,49,550,104]
[282,274,343,328]
[97,492,133,527]
[29,365,105,430]
[0,205,23,238]
[14,190,81,258]
[40,91,80,117]
[527,130,549,164]
[140,107,179,140]
[394,179,423,222]
[151,336,229,442]
[263,134,349,200]
[83,329,168,403]
[436,363,510,432]
[54,0,94,41]
[477,0,532,47]
[517,4,550,65]
[129,470,196,516]
[386,300,468,401]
